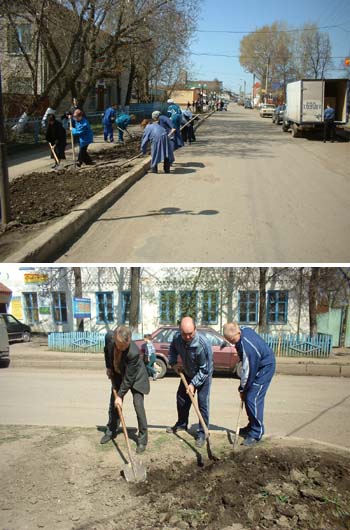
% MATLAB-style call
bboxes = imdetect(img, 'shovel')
[179,372,218,461]
[48,142,60,167]
[113,390,147,482]
[69,118,76,167]
[233,400,244,452]
[117,125,134,140]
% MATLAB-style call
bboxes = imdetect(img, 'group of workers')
[45,98,197,172]
[99,317,275,454]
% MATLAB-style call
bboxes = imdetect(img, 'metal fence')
[261,332,333,358]
[5,103,169,146]
[48,330,333,357]
[48,332,105,353]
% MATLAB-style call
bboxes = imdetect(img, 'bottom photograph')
[0,265,350,530]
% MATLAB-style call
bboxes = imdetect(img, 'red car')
[134,326,240,379]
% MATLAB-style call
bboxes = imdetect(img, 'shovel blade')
[122,460,147,483]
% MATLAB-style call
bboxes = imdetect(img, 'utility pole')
[0,64,11,225]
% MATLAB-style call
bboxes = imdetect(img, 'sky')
[188,0,350,93]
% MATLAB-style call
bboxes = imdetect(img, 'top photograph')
[0,0,349,263]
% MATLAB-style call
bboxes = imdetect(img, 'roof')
[0,282,12,295]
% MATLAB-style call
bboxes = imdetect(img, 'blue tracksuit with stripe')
[169,331,213,437]
[236,327,275,440]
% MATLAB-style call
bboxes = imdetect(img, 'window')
[121,291,131,324]
[23,292,39,323]
[238,291,258,323]
[7,24,31,54]
[96,292,114,323]
[159,291,176,324]
[179,291,197,320]
[52,292,67,323]
[201,291,218,324]
[267,291,288,324]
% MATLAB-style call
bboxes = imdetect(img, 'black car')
[272,104,286,124]
[0,314,31,342]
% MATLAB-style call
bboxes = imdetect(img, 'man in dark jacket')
[166,316,213,447]
[223,322,275,447]
[100,325,150,453]
[45,114,66,168]
[323,104,336,143]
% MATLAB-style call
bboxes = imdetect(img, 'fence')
[48,330,333,357]
[260,332,333,358]
[48,332,105,353]
[5,103,169,147]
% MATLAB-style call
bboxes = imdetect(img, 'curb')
[8,357,350,376]
[5,156,151,262]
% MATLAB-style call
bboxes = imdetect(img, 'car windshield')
[264,105,275,109]
[152,328,177,343]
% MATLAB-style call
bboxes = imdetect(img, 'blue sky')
[188,0,350,92]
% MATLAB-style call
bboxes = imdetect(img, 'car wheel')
[291,124,300,138]
[154,358,167,379]
[0,358,10,368]
[22,331,31,342]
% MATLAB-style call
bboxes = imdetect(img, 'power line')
[190,52,347,59]
[194,24,343,35]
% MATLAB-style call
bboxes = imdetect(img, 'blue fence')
[260,332,333,357]
[48,330,333,357]
[48,332,105,353]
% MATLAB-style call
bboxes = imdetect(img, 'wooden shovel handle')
[112,389,135,467]
[49,142,59,165]
[179,372,209,439]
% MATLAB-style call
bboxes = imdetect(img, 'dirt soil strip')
[1,425,350,530]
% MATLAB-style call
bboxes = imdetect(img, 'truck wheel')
[291,124,300,138]
[282,122,289,132]
[154,358,167,379]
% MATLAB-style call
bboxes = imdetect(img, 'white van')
[0,315,10,366]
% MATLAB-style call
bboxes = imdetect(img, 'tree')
[129,267,140,332]
[295,24,332,79]
[258,268,268,333]
[309,267,320,337]
[73,267,84,331]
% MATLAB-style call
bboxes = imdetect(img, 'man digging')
[223,322,275,447]
[166,316,213,447]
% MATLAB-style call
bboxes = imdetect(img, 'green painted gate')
[345,308,350,347]
[317,309,343,347]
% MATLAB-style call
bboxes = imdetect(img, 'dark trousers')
[104,123,114,142]
[152,157,171,173]
[176,373,212,438]
[107,386,148,445]
[78,145,93,165]
[324,119,335,142]
[244,363,275,441]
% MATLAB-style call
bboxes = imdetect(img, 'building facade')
[0,266,318,338]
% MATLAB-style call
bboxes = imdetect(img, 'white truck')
[282,79,349,137]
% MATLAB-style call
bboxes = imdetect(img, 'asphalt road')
[56,105,350,262]
[1,368,349,448]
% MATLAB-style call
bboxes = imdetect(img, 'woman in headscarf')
[140,111,174,174]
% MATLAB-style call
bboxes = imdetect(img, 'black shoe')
[238,425,251,438]
[195,436,205,448]
[76,162,82,168]
[166,424,187,434]
[136,444,146,454]
[150,167,158,173]
[100,432,116,444]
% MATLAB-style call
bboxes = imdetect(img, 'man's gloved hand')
[106,368,113,379]
[171,363,181,374]
[187,383,195,396]
[114,395,123,409]
[239,388,245,402]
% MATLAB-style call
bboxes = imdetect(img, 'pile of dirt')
[1,426,349,530]
[0,139,143,258]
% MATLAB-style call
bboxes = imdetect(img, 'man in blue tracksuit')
[223,322,275,446]
[323,104,336,143]
[166,316,213,447]
[102,103,117,142]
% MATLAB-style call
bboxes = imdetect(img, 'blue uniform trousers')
[244,363,275,441]
[176,372,212,438]
[104,123,114,142]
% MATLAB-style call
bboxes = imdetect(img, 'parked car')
[244,100,253,109]
[134,326,241,379]
[272,104,286,124]
[260,104,276,118]
[0,314,31,342]
[0,315,10,367]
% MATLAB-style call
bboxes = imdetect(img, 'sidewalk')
[8,338,350,376]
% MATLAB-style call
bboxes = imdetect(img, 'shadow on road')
[286,393,350,437]
[95,206,219,223]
